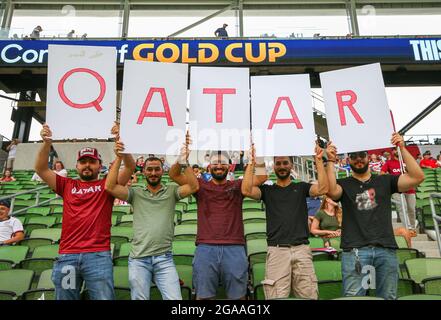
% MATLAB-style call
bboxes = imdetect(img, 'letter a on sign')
[46,44,117,139]
[320,63,394,153]
[119,60,188,155]
[251,74,316,156]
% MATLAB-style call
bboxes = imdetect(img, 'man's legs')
[405,193,417,229]
[341,247,373,297]
[81,251,115,300]
[262,246,291,300]
[128,256,153,300]
[52,253,82,300]
[373,248,399,300]
[220,245,248,300]
[153,252,182,300]
[291,245,318,300]
[392,193,405,224]
[193,244,220,300]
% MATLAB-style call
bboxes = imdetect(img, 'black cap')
[0,199,11,208]
[423,150,431,156]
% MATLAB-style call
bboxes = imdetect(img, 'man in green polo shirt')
[105,140,199,300]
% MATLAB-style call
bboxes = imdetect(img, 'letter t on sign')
[202,88,236,123]
[336,90,364,126]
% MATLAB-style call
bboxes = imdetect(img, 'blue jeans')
[193,244,248,299]
[52,251,114,300]
[128,251,182,300]
[341,247,399,300]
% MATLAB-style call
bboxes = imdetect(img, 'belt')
[343,244,387,252]
[272,243,304,248]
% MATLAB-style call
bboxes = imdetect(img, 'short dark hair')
[144,157,163,169]
[192,164,200,169]
[209,151,230,161]
[273,156,293,164]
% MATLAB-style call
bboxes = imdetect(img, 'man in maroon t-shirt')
[169,151,265,300]
[381,148,417,229]
[35,124,135,300]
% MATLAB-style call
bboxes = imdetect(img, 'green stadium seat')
[422,277,441,295]
[0,259,14,270]
[333,296,384,300]
[19,258,54,277]
[113,266,129,288]
[180,212,197,224]
[14,194,35,200]
[243,210,266,223]
[174,224,197,237]
[118,215,133,227]
[397,294,441,300]
[111,236,130,255]
[0,245,29,265]
[172,240,196,256]
[26,207,52,216]
[246,238,267,267]
[317,280,343,300]
[176,264,193,289]
[23,223,47,236]
[32,245,59,259]
[111,226,133,241]
[395,235,408,248]
[112,205,131,215]
[396,248,422,278]
[0,269,34,296]
[20,238,53,253]
[314,260,342,281]
[368,278,416,298]
[30,228,62,242]
[37,269,54,289]
[22,289,55,300]
[309,237,326,249]
[242,201,263,211]
[26,216,57,227]
[405,258,441,284]
[244,222,266,238]
[0,290,16,300]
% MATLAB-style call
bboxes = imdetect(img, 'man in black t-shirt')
[242,144,328,300]
[326,133,424,300]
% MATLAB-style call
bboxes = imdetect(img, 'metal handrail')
[0,185,59,216]
[429,193,441,257]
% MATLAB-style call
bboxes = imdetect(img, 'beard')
[211,169,228,181]
[350,162,369,174]
[275,169,291,180]
[146,176,161,187]
[79,169,98,181]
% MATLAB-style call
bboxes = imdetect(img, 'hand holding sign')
[391,132,405,148]
[40,124,53,142]
[326,142,338,162]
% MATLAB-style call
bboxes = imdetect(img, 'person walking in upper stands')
[30,25,42,39]
[35,124,135,300]
[381,147,417,230]
[242,143,328,300]
[105,137,198,300]
[0,199,24,246]
[169,148,266,300]
[214,23,229,38]
[6,139,19,171]
[67,29,75,39]
[326,133,424,300]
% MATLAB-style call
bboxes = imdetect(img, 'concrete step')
[421,249,441,258]
[412,241,440,251]
[413,234,429,241]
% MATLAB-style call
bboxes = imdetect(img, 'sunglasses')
[349,152,368,160]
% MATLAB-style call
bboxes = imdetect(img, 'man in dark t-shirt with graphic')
[242,144,328,300]
[326,133,424,300]
[35,124,135,300]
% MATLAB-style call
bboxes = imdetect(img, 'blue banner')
[0,38,440,66]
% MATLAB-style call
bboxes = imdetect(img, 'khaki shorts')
[262,245,318,300]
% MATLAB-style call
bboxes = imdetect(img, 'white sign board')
[189,67,251,151]
[320,63,394,154]
[119,60,188,155]
[251,74,316,156]
[46,45,116,139]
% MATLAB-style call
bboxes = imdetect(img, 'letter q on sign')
[58,68,106,112]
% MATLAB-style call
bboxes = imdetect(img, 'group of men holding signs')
[32,44,424,300]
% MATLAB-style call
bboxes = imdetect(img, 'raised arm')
[325,142,343,201]
[169,132,191,186]
[109,122,136,185]
[241,144,262,200]
[104,141,129,201]
[177,140,199,198]
[309,144,329,197]
[392,133,425,192]
[34,124,57,191]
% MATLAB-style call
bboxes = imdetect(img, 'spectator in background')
[160,157,170,172]
[382,151,391,162]
[420,150,439,169]
[0,199,25,246]
[369,153,383,173]
[67,30,75,39]
[338,158,351,174]
[48,145,59,170]
[214,23,229,38]
[437,154,441,167]
[381,147,417,230]
[135,156,145,174]
[310,196,342,247]
[192,164,202,178]
[30,25,42,39]
[6,139,19,171]
[0,170,16,183]
[202,153,210,170]
[81,33,87,40]
[53,161,68,178]
[416,153,422,165]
